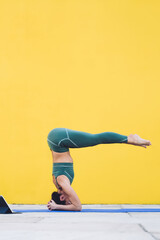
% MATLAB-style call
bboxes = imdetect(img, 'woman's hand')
[47,200,57,211]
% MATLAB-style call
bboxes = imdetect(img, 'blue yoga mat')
[13,208,160,213]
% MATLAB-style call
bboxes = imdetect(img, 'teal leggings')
[48,128,128,185]
[47,128,128,153]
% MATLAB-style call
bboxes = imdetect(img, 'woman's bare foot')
[127,134,151,148]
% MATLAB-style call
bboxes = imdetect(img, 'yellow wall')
[0,0,160,204]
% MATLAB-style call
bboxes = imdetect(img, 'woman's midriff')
[51,150,73,163]
[51,150,73,189]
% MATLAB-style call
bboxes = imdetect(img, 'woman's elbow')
[76,204,82,211]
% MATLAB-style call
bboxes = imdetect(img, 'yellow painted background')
[0,0,159,204]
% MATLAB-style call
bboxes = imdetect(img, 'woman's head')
[51,190,71,205]
[51,191,66,205]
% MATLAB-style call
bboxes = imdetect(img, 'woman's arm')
[48,176,82,211]
[48,199,81,211]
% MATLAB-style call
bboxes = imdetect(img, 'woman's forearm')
[55,203,82,211]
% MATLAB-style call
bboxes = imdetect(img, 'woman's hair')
[51,192,66,205]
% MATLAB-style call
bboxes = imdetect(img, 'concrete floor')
[0,205,160,240]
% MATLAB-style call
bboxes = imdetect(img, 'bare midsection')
[51,150,73,163]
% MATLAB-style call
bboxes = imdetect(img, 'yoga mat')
[13,208,160,213]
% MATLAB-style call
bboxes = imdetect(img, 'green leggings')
[47,128,128,185]
[47,128,128,153]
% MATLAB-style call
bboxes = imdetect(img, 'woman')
[47,128,151,211]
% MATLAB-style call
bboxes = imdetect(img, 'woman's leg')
[60,128,128,149]
[47,128,151,152]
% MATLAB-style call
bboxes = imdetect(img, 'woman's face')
[58,189,71,205]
